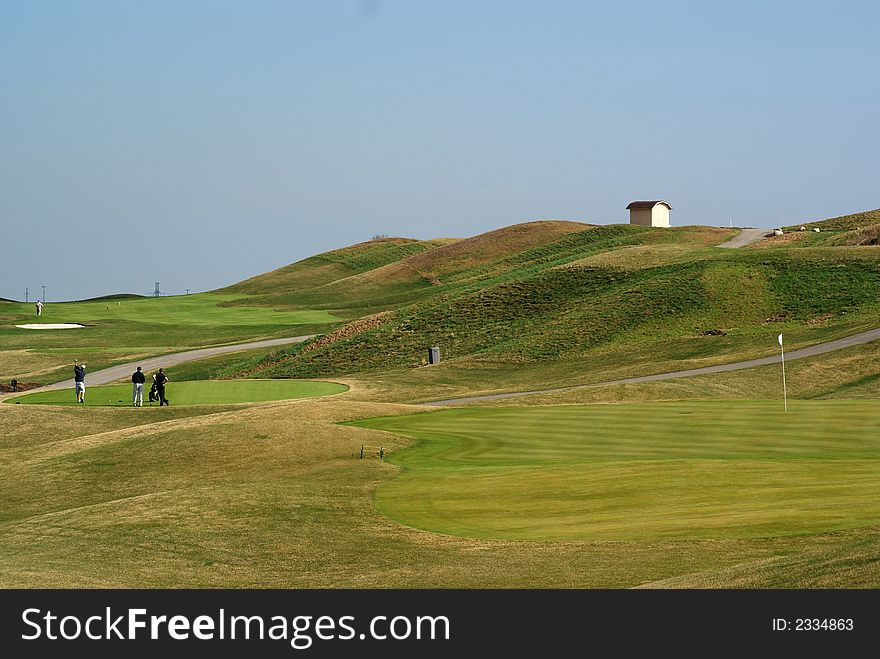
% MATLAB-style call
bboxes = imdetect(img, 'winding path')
[423,327,880,406]
[18,335,315,394]
[716,227,769,249]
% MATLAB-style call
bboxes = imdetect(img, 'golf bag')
[148,382,158,402]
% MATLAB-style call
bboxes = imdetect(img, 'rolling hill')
[5,209,880,591]
[783,207,880,232]
[219,221,594,317]
[180,212,880,402]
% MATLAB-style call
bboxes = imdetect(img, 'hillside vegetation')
[192,214,880,399]
[220,222,593,317]
[748,208,880,250]
[784,207,880,232]
[224,237,456,298]
[10,210,878,397]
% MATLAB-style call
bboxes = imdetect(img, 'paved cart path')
[423,327,880,406]
[12,335,315,395]
[716,228,770,248]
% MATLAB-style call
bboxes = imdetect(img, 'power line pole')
[154,282,161,297]
[25,287,28,303]
[41,285,46,303]
[185,288,190,295]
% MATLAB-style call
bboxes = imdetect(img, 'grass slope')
[114,214,878,408]
[784,207,880,232]
[353,401,880,541]
[2,398,879,587]
[223,237,457,297]
[250,245,880,387]
[218,222,597,315]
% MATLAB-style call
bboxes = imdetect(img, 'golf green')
[352,400,880,542]
[9,379,347,406]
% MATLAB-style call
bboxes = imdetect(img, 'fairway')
[4,293,339,327]
[0,292,343,384]
[9,379,347,406]
[352,400,880,541]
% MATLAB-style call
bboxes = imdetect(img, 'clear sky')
[2,0,878,300]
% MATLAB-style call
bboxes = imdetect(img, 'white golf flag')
[778,333,783,345]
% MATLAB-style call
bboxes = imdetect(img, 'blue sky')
[2,0,878,300]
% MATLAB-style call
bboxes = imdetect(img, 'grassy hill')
[5,209,880,590]
[6,208,879,392]
[784,207,880,232]
[19,210,869,404]
[757,208,880,250]
[223,237,456,297]
[219,222,594,317]
[184,216,880,404]
[0,222,612,385]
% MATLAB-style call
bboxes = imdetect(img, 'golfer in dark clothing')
[155,368,169,406]
[132,366,146,406]
[73,361,86,403]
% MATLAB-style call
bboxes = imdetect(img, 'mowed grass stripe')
[377,460,880,541]
[9,379,347,407]
[351,400,880,541]
[357,401,880,464]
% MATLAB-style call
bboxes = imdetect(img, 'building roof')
[626,200,672,210]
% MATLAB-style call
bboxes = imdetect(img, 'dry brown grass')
[325,237,422,255]
[3,393,880,587]
[659,225,736,246]
[784,207,880,232]
[0,397,775,587]
[839,223,880,246]
[0,348,182,382]
[561,243,702,270]
[747,232,810,249]
[225,259,354,295]
[402,220,592,276]
[307,220,595,295]
[467,339,880,408]
[635,527,880,588]
[0,350,64,381]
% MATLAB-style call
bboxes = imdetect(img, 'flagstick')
[780,337,787,412]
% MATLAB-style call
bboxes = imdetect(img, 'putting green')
[9,379,347,406]
[351,400,880,542]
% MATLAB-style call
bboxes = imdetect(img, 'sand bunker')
[16,323,86,330]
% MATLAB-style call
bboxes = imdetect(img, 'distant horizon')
[3,1,878,302]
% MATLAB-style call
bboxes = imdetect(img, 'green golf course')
[0,292,344,385]
[5,216,880,587]
[4,293,340,327]
[352,400,880,541]
[9,379,348,406]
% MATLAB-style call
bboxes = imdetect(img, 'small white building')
[626,200,672,227]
